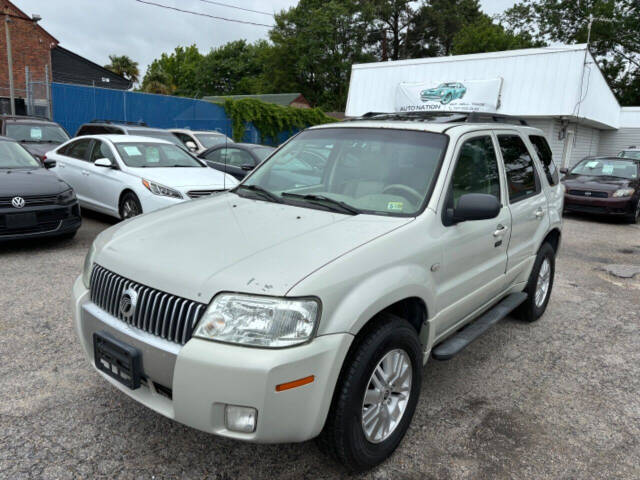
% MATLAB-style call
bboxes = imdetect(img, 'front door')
[85,139,123,216]
[434,133,510,337]
[495,132,550,284]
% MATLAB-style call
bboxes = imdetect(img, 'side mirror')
[185,141,197,151]
[43,158,56,169]
[559,167,568,174]
[241,164,255,171]
[451,193,500,223]
[94,157,113,168]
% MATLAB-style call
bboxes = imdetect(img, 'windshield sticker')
[30,127,42,140]
[146,147,160,163]
[123,146,142,156]
[387,201,404,211]
[602,164,614,175]
[585,161,599,169]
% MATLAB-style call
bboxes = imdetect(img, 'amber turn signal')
[275,375,315,392]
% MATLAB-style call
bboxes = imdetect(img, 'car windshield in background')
[195,133,230,148]
[252,147,275,161]
[618,150,640,160]
[0,141,41,169]
[115,142,204,168]
[571,158,638,179]
[241,127,448,216]
[5,123,69,143]
[127,129,183,145]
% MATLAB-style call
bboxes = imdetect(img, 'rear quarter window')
[529,135,559,186]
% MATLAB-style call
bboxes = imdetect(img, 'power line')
[197,0,274,17]
[134,0,275,28]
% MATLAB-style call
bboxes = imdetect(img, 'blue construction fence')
[51,83,293,145]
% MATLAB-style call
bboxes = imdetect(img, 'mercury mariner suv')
[72,112,563,471]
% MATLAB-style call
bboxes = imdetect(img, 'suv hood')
[0,168,69,197]
[128,166,235,188]
[94,193,412,301]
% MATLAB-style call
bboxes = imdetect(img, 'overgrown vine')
[221,98,336,144]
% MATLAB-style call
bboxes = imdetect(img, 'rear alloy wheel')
[317,314,422,472]
[119,192,142,220]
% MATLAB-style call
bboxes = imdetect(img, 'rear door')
[434,132,511,335]
[496,132,550,285]
[53,138,93,202]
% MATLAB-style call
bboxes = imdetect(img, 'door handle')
[81,170,90,176]
[535,208,545,219]
[493,224,508,237]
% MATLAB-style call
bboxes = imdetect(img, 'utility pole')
[4,15,15,115]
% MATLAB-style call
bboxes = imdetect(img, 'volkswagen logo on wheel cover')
[119,288,139,319]
[11,197,25,209]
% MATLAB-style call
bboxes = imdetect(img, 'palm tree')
[104,55,140,84]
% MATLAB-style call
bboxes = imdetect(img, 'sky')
[12,0,518,77]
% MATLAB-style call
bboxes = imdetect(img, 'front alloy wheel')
[120,193,142,220]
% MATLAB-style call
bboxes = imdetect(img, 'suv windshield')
[5,123,69,143]
[128,129,183,145]
[618,150,640,160]
[241,127,448,216]
[195,133,231,148]
[115,142,204,168]
[571,158,638,179]
[0,141,41,169]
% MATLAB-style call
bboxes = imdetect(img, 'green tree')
[269,0,375,111]
[141,45,204,97]
[104,55,139,84]
[452,16,543,55]
[406,0,485,57]
[502,0,640,105]
[362,0,421,60]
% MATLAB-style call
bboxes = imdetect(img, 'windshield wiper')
[235,184,283,203]
[281,193,360,215]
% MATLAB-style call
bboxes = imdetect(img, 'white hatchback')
[49,135,238,219]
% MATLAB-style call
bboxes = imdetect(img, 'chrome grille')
[568,189,608,198]
[89,264,206,345]
[0,194,59,207]
[187,190,222,199]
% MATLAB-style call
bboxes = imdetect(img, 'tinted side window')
[450,135,501,208]
[498,135,540,203]
[66,139,92,161]
[225,148,255,167]
[529,135,558,186]
[203,148,223,162]
[89,140,116,162]
[175,133,193,145]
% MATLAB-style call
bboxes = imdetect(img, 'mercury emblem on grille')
[119,288,139,318]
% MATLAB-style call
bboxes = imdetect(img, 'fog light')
[225,405,257,433]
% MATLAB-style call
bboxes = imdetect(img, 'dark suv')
[0,115,70,163]
[75,120,183,146]
[0,136,81,241]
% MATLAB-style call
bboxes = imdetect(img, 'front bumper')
[563,194,635,216]
[0,201,81,241]
[72,277,353,443]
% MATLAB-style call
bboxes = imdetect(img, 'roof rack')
[351,111,528,126]
[89,119,148,126]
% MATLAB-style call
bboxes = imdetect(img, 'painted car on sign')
[420,82,467,104]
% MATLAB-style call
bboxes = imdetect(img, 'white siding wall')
[598,129,640,156]
[570,124,600,166]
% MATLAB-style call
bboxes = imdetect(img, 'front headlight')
[57,188,76,204]
[193,293,320,348]
[82,243,97,289]
[142,179,182,199]
[612,188,635,198]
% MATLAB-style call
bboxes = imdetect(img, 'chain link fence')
[0,67,52,118]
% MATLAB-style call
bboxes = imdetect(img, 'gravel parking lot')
[1,212,639,479]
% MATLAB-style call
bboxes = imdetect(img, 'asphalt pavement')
[1,211,639,479]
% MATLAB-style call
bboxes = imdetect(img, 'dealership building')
[346,44,640,168]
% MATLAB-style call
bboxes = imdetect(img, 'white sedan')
[48,135,238,219]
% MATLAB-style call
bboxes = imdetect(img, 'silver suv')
[72,112,563,471]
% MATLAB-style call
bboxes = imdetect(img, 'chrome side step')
[431,292,528,361]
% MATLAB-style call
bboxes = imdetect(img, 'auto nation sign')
[395,78,503,113]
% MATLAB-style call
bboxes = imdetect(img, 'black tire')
[119,192,143,220]
[516,242,556,322]
[58,231,77,241]
[317,314,423,472]
[626,199,640,224]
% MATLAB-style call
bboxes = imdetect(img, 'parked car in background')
[75,120,185,148]
[617,146,640,160]
[73,112,563,471]
[199,143,275,180]
[420,82,467,104]
[0,115,70,163]
[0,136,80,241]
[170,128,233,154]
[562,156,639,223]
[49,135,238,220]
